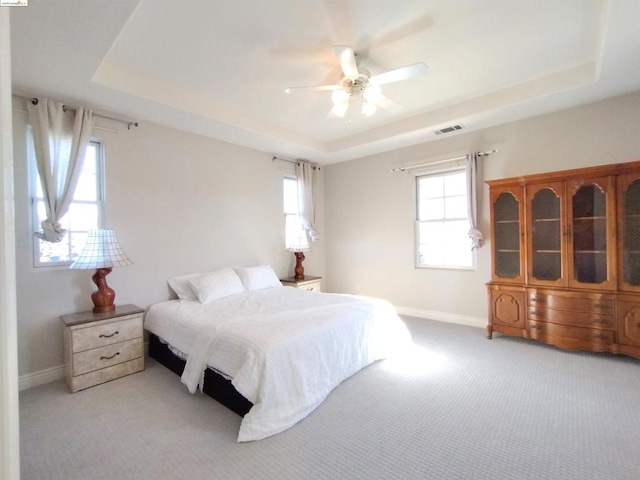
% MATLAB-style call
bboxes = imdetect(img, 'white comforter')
[145,287,410,442]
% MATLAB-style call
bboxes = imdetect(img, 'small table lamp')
[287,232,311,280]
[70,229,132,313]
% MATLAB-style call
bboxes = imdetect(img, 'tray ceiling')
[10,0,640,164]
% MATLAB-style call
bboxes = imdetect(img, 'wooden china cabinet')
[486,160,640,359]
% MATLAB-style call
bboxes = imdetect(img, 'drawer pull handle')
[99,331,119,339]
[593,319,609,325]
[100,352,120,361]
[593,303,610,310]
[529,324,542,330]
[529,310,544,317]
[529,296,545,303]
[592,334,608,340]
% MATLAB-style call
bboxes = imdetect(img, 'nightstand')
[60,304,145,393]
[280,276,322,292]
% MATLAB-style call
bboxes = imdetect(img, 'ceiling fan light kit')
[285,45,428,119]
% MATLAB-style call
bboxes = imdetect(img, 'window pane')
[37,236,70,263]
[444,171,466,196]
[444,194,467,219]
[67,203,99,232]
[443,220,472,267]
[419,198,444,220]
[418,176,443,199]
[283,178,298,214]
[73,145,98,201]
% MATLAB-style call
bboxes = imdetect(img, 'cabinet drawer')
[71,315,142,353]
[73,338,143,376]
[527,308,614,329]
[527,292,613,315]
[528,321,614,344]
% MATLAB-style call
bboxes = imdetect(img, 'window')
[283,176,304,248]
[31,141,104,267]
[416,168,473,269]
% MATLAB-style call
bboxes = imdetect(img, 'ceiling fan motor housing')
[340,70,370,98]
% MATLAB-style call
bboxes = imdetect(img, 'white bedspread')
[145,287,410,442]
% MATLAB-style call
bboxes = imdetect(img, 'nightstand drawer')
[299,281,321,292]
[71,315,142,353]
[73,338,143,376]
[70,358,144,393]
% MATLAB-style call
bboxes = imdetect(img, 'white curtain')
[466,152,484,250]
[27,98,94,242]
[295,160,319,242]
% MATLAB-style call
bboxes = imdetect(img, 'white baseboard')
[19,365,65,391]
[394,305,486,329]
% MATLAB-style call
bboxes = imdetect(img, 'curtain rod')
[272,155,321,170]
[390,150,497,172]
[22,97,139,130]
[273,155,296,165]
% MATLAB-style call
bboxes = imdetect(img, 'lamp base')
[293,252,306,280]
[91,267,116,313]
[92,305,116,314]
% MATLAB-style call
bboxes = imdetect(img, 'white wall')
[12,103,324,378]
[323,92,640,324]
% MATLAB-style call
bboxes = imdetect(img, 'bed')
[144,266,411,442]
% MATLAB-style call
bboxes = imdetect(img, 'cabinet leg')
[486,325,493,339]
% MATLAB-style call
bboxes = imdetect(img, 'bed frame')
[148,333,253,417]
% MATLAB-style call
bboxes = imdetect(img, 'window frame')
[30,139,105,268]
[414,164,476,271]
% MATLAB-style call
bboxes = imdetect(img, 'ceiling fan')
[284,45,428,118]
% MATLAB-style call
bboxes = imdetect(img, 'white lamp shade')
[70,229,132,269]
[287,231,311,253]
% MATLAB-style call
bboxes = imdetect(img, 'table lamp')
[70,229,132,313]
[287,232,311,280]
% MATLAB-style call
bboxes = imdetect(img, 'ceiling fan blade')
[284,84,341,93]
[376,94,403,114]
[333,45,359,79]
[370,62,428,85]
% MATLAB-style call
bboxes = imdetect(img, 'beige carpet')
[20,317,640,480]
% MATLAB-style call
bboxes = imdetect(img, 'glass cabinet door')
[618,174,640,292]
[568,178,615,290]
[491,188,524,283]
[527,183,565,286]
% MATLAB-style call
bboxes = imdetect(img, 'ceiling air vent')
[434,124,464,135]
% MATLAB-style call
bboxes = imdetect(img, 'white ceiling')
[10,0,640,165]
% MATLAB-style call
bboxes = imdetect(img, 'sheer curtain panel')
[466,152,484,250]
[295,161,319,242]
[27,98,94,242]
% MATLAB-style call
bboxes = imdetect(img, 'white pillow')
[234,265,282,291]
[168,272,203,301]
[188,268,245,304]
